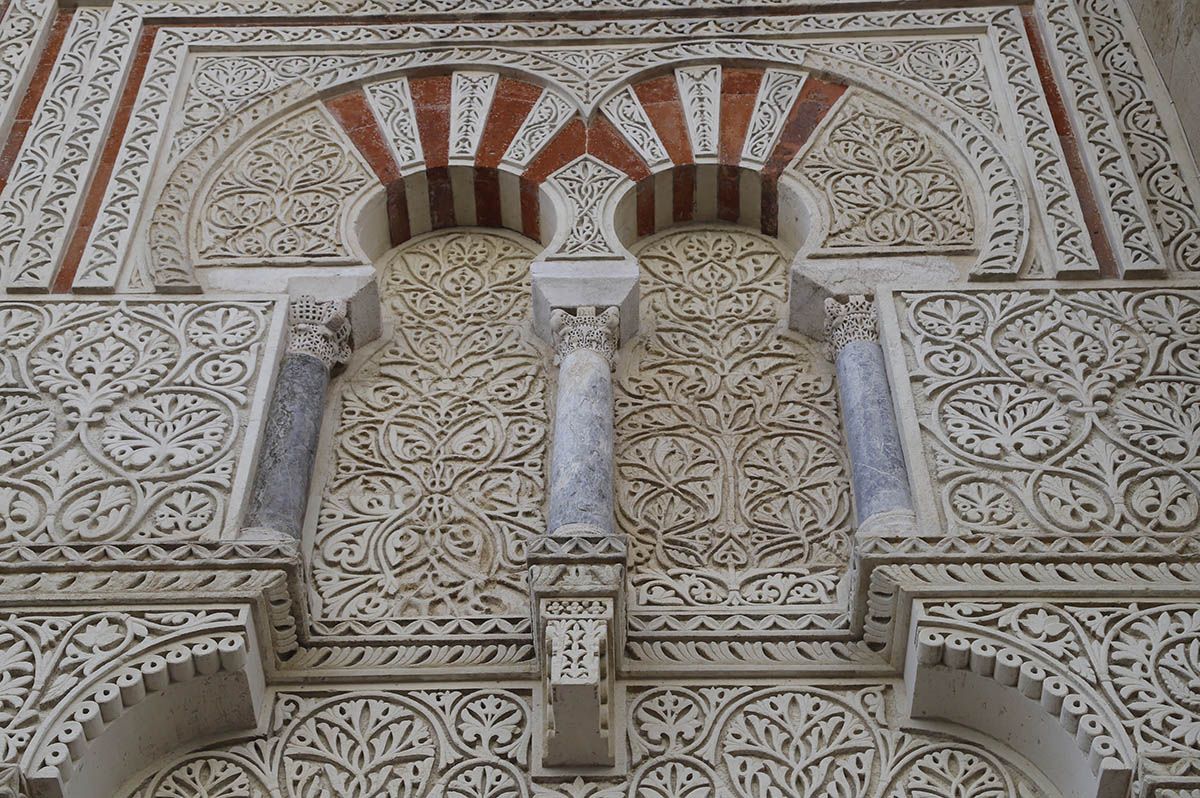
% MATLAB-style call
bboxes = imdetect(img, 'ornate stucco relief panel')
[308,230,548,633]
[0,297,284,544]
[884,284,1200,542]
[616,228,852,626]
[119,683,1060,798]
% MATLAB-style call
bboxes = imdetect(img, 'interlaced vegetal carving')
[193,106,371,263]
[798,92,975,250]
[824,294,877,357]
[551,306,619,367]
[616,229,852,612]
[310,231,548,622]
[897,287,1200,539]
[286,295,351,370]
[122,685,1050,798]
[0,299,276,544]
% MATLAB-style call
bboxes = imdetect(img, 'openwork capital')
[824,294,878,357]
[287,295,352,370]
[551,305,620,367]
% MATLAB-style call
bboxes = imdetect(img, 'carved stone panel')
[120,683,1058,798]
[309,230,548,627]
[616,228,852,618]
[0,297,282,544]
[889,286,1200,540]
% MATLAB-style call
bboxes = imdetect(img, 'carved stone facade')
[0,0,1196,796]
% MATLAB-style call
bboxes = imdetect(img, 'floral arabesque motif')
[194,106,371,262]
[617,228,851,611]
[899,288,1200,538]
[0,299,274,544]
[310,231,547,622]
[798,92,975,250]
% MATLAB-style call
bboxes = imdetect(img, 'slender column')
[243,296,352,540]
[547,306,619,535]
[825,295,915,536]
[531,305,624,770]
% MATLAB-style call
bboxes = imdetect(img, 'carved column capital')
[551,305,619,367]
[287,295,352,370]
[823,294,877,357]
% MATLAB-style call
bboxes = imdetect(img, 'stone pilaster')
[243,296,352,541]
[824,295,915,536]
[532,305,625,771]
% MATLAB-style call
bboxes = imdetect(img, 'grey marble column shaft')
[244,295,351,540]
[245,353,330,539]
[835,339,913,523]
[548,346,615,534]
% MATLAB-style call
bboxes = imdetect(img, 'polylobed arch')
[145,49,1028,293]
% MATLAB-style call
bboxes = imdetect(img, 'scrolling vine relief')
[617,228,853,614]
[309,230,548,624]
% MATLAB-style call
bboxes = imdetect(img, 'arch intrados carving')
[908,621,1136,798]
[19,623,265,798]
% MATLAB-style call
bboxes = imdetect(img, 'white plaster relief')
[0,297,282,544]
[795,91,976,251]
[309,231,546,627]
[543,155,630,260]
[600,85,669,169]
[0,7,105,290]
[617,228,851,617]
[0,0,55,144]
[191,105,373,265]
[1076,0,1200,272]
[1037,0,1167,276]
[740,68,805,168]
[502,87,576,171]
[675,64,721,162]
[449,70,499,163]
[889,285,1200,541]
[364,75,424,173]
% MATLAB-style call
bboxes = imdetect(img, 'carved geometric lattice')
[617,228,852,611]
[310,230,548,622]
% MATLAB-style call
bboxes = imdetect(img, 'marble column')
[243,296,352,541]
[547,305,620,536]
[825,295,915,536]
[532,305,624,769]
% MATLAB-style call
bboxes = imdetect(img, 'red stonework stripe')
[324,89,408,246]
[636,178,655,237]
[410,76,454,230]
[54,24,158,292]
[1022,9,1117,277]
[633,76,693,166]
[521,118,586,239]
[718,165,740,223]
[476,78,542,169]
[474,166,502,228]
[0,9,71,191]
[587,116,650,181]
[673,164,696,224]
[760,77,846,237]
[719,68,763,165]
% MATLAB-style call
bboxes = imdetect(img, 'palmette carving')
[123,685,1050,798]
[0,298,277,544]
[617,229,852,612]
[310,231,547,623]
[194,106,372,263]
[798,92,975,250]
[897,287,1200,539]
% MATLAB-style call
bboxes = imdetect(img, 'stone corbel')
[531,306,627,771]
[243,295,355,541]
